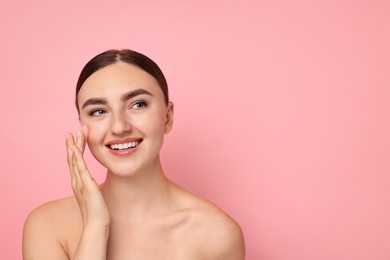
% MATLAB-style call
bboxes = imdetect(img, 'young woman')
[22,49,245,259]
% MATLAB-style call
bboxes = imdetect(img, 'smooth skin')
[22,62,245,260]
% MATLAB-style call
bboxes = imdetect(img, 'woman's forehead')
[78,62,162,99]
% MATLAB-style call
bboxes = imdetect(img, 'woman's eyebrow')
[121,89,153,101]
[82,98,107,109]
[81,89,154,110]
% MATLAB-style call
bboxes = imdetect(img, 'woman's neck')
[100,160,174,223]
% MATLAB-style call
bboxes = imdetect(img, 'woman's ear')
[164,101,174,134]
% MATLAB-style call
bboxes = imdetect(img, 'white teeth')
[109,141,140,150]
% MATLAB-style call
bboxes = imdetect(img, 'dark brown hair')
[75,49,169,112]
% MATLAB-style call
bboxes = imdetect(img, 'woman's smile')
[105,138,143,156]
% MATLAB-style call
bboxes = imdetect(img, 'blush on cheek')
[84,124,104,146]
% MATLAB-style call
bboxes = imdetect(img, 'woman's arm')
[66,127,110,260]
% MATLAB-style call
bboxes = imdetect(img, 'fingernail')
[77,130,81,138]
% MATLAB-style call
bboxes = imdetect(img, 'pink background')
[1,1,389,259]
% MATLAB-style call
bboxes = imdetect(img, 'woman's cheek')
[85,123,105,146]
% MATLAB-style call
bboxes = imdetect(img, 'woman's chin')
[106,167,139,178]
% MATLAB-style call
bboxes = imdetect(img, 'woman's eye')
[90,109,106,116]
[131,101,147,110]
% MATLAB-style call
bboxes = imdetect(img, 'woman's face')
[77,62,173,176]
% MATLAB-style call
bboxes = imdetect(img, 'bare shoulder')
[193,200,245,259]
[173,187,245,259]
[23,196,81,259]
[24,196,80,234]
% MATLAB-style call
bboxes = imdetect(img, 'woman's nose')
[110,114,132,135]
